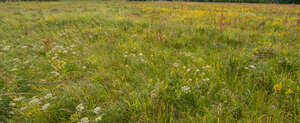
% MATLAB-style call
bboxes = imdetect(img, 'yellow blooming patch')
[273,82,282,93]
[285,89,293,95]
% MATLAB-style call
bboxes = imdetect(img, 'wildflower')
[181,86,191,93]
[186,68,191,72]
[173,63,179,67]
[203,78,210,81]
[13,96,25,102]
[202,65,210,69]
[52,71,60,76]
[29,97,41,105]
[20,106,27,111]
[95,116,102,122]
[93,107,102,114]
[82,66,87,69]
[285,89,293,95]
[78,117,89,123]
[44,93,53,99]
[272,105,276,109]
[130,53,136,56]
[21,46,28,49]
[273,82,282,92]
[249,65,256,69]
[76,104,84,112]
[9,102,16,107]
[42,103,50,111]
[2,46,11,51]
[195,69,200,72]
[139,53,143,56]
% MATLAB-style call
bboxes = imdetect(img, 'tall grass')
[0,0,299,122]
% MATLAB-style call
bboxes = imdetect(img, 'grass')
[0,0,299,122]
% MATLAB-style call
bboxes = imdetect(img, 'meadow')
[0,0,299,122]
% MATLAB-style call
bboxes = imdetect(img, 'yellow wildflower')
[285,89,293,95]
[273,82,282,93]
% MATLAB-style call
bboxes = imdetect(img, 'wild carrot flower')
[9,102,16,107]
[181,86,191,93]
[78,117,89,123]
[76,104,84,112]
[42,103,50,111]
[13,96,25,102]
[95,116,102,122]
[93,107,102,114]
[29,97,41,105]
[44,93,53,99]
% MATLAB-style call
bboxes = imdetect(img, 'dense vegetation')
[0,0,300,122]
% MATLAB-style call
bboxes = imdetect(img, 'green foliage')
[0,0,299,122]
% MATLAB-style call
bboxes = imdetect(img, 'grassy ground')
[0,0,299,122]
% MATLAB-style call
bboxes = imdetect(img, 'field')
[0,0,300,122]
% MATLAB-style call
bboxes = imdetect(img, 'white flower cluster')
[181,86,191,93]
[76,104,104,123]
[29,96,41,105]
[76,104,84,112]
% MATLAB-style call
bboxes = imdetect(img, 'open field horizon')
[0,0,299,122]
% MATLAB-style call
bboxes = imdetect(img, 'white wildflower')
[42,103,50,111]
[203,78,210,81]
[21,46,28,49]
[13,96,25,102]
[44,93,53,99]
[76,104,84,112]
[202,65,211,69]
[93,107,102,114]
[52,71,60,76]
[130,53,136,56]
[29,97,41,105]
[173,63,179,67]
[139,53,143,56]
[95,116,102,122]
[20,106,27,111]
[249,65,256,69]
[187,68,191,72]
[9,102,16,106]
[181,86,191,93]
[2,46,11,51]
[78,117,89,123]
